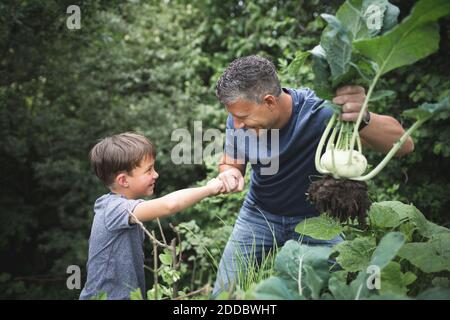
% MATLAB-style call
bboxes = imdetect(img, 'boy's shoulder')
[94,192,142,211]
[93,192,144,232]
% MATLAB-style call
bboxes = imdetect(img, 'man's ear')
[263,94,277,111]
[115,173,129,188]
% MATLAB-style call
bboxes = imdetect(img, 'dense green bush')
[0,0,448,299]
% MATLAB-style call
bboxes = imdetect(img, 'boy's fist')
[206,178,224,196]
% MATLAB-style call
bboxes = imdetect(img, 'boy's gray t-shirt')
[79,193,145,300]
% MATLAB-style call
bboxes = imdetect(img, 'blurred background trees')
[0,0,448,298]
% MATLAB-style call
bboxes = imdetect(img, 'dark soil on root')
[307,176,371,226]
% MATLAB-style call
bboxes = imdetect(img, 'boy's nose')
[153,171,159,179]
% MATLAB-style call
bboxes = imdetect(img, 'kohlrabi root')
[307,176,371,226]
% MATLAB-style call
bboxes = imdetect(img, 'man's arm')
[359,113,414,157]
[334,85,415,157]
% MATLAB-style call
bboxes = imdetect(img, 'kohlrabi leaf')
[370,231,405,269]
[329,54,377,89]
[353,0,450,76]
[362,0,388,37]
[311,55,334,100]
[348,232,406,299]
[369,90,395,101]
[403,93,450,121]
[274,240,332,299]
[319,101,342,115]
[335,0,399,40]
[333,236,377,272]
[398,232,450,273]
[287,50,311,76]
[335,0,387,40]
[250,276,303,300]
[380,261,416,296]
[295,214,343,240]
[417,287,450,300]
[381,3,400,32]
[310,44,327,59]
[320,14,353,81]
[335,0,370,40]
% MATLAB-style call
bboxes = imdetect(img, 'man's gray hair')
[215,55,282,106]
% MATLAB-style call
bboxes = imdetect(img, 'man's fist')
[332,85,368,122]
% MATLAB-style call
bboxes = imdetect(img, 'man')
[213,55,414,296]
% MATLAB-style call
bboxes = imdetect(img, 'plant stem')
[351,118,425,181]
[331,143,337,177]
[336,121,344,149]
[357,133,362,153]
[157,218,168,245]
[326,126,338,151]
[348,72,381,163]
[171,238,179,299]
[152,230,158,300]
[315,113,337,174]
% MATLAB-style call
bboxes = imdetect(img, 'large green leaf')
[349,232,406,299]
[250,276,303,300]
[354,0,450,75]
[333,236,377,272]
[416,287,450,300]
[311,54,334,100]
[335,0,400,40]
[403,93,450,122]
[369,90,395,102]
[335,0,370,40]
[381,3,400,32]
[369,201,450,239]
[287,51,311,76]
[320,14,353,81]
[398,233,450,273]
[274,240,332,299]
[380,261,416,296]
[368,202,407,229]
[328,274,355,300]
[295,214,343,241]
[371,232,405,269]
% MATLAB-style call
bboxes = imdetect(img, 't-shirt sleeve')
[104,197,144,232]
[302,87,333,131]
[224,114,238,159]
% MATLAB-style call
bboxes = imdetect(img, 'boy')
[79,132,224,300]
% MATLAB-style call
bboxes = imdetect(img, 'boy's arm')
[132,178,223,222]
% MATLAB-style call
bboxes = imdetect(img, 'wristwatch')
[358,112,371,131]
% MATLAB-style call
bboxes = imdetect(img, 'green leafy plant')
[246,201,450,300]
[288,0,450,224]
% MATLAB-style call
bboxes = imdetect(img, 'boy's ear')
[115,173,129,188]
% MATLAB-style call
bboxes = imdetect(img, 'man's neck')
[272,90,293,130]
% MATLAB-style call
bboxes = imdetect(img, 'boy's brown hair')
[89,132,156,186]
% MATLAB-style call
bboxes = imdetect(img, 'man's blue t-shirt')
[79,193,145,300]
[225,87,332,217]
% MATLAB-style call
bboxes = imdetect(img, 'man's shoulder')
[285,87,329,118]
[288,87,323,106]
